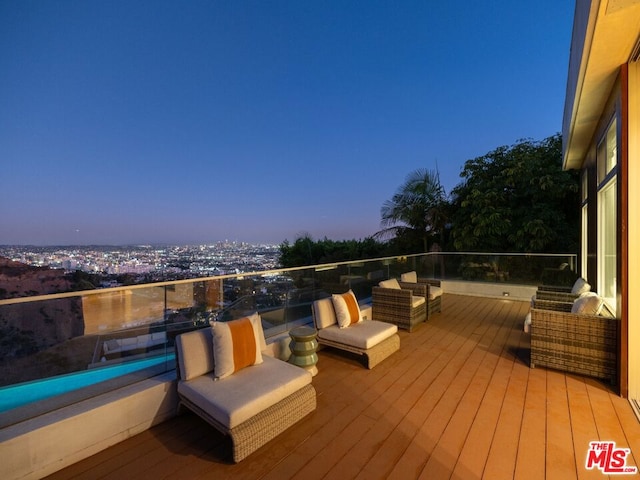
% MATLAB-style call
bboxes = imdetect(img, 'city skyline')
[0,1,574,246]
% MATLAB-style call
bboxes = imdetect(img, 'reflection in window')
[598,179,616,312]
[581,170,588,278]
[598,119,617,183]
[597,119,617,314]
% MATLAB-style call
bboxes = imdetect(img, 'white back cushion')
[571,277,591,295]
[379,278,401,289]
[176,328,214,381]
[571,292,603,315]
[313,297,337,329]
[400,271,418,283]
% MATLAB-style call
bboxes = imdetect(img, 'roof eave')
[562,0,640,170]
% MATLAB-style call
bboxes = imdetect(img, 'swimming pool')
[0,354,175,413]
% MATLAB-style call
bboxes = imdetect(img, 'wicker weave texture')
[427,295,442,318]
[532,298,573,312]
[363,333,400,369]
[372,287,426,331]
[317,332,400,369]
[398,279,442,319]
[418,278,442,318]
[397,282,428,297]
[535,289,579,302]
[530,308,617,384]
[537,285,573,293]
[230,383,317,462]
[179,383,316,463]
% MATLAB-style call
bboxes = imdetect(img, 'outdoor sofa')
[175,314,317,462]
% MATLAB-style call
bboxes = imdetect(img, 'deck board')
[44,294,640,480]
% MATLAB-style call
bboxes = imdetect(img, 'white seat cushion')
[317,320,398,350]
[412,296,426,307]
[428,286,443,300]
[178,355,311,429]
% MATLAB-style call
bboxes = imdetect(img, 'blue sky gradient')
[0,0,574,245]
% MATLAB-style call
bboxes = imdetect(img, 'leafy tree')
[279,235,387,268]
[450,134,579,253]
[375,169,450,252]
[70,270,100,291]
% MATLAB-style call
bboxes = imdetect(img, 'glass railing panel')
[344,260,386,301]
[0,295,92,389]
[0,251,577,427]
[0,290,176,426]
[428,253,578,285]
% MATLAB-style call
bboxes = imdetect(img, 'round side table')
[288,326,318,376]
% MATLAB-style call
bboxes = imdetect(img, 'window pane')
[598,178,617,313]
[606,119,617,173]
[598,119,617,183]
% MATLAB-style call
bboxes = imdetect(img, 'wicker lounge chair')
[531,296,573,312]
[535,277,591,303]
[312,296,399,369]
[400,271,443,319]
[175,324,316,462]
[372,278,427,331]
[530,301,618,384]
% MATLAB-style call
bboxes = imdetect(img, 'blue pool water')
[0,354,175,413]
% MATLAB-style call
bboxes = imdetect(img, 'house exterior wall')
[575,72,626,393]
[626,61,640,405]
[563,0,640,402]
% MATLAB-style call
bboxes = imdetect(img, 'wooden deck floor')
[46,294,640,480]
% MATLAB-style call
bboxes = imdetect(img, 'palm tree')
[375,168,449,252]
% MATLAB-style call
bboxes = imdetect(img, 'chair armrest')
[418,278,441,288]
[532,298,573,312]
[372,286,412,302]
[535,290,579,302]
[398,282,428,298]
[537,285,572,293]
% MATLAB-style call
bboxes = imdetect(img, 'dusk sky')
[1,1,574,246]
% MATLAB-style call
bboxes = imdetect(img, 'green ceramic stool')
[288,326,318,376]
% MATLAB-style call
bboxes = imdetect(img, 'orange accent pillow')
[229,317,256,370]
[211,316,263,379]
[331,290,363,328]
